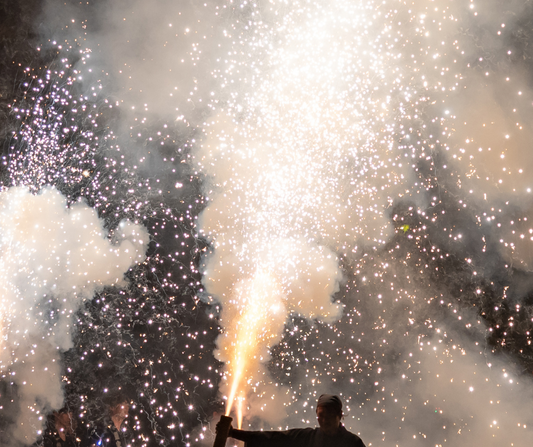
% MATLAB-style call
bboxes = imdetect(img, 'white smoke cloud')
[41,0,229,122]
[414,1,533,270]
[0,186,148,445]
[340,324,533,447]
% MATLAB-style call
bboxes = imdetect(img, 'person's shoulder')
[339,426,366,446]
[39,431,59,447]
[286,427,316,434]
[283,427,318,443]
[283,426,317,438]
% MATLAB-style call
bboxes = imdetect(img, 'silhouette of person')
[219,394,366,447]
[41,409,85,447]
[89,394,131,447]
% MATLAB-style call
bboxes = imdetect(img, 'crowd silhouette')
[37,393,131,447]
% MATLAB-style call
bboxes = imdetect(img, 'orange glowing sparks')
[223,271,286,418]
[236,395,244,429]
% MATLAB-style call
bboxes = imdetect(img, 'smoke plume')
[0,186,148,445]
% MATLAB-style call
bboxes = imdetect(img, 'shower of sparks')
[223,272,285,419]
[1,0,533,446]
[199,0,411,418]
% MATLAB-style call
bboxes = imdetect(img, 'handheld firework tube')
[213,415,233,447]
